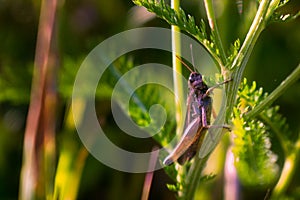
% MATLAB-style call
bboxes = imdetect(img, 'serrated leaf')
[227,39,240,66]
[232,78,285,187]
[166,183,180,192]
[132,0,222,66]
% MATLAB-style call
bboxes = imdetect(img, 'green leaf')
[232,78,285,187]
[227,39,240,67]
[132,0,222,67]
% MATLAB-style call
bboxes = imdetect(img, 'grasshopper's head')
[189,72,207,89]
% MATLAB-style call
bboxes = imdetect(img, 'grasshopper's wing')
[163,117,203,165]
[177,96,212,164]
[177,129,207,165]
[184,89,198,128]
[163,88,203,166]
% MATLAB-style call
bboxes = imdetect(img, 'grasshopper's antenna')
[189,44,196,72]
[176,55,194,73]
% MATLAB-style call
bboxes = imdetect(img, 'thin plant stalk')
[245,63,300,120]
[226,0,272,119]
[271,135,300,198]
[171,0,184,136]
[171,0,188,198]
[185,156,209,199]
[141,146,159,200]
[19,0,58,199]
[203,0,227,68]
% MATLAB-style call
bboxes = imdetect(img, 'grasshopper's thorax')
[188,72,208,96]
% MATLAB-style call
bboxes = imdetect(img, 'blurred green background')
[0,0,299,199]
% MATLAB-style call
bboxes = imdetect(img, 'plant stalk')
[182,0,229,198]
[203,0,227,68]
[185,156,209,199]
[245,63,300,120]
[226,0,272,120]
[271,135,300,198]
[170,0,186,197]
[19,0,58,199]
[171,0,184,136]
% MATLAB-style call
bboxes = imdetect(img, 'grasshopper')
[163,55,231,165]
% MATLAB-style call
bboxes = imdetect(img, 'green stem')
[271,135,300,199]
[226,0,272,120]
[203,0,227,68]
[245,63,300,120]
[170,0,186,198]
[267,0,281,19]
[171,0,184,136]
[185,156,209,200]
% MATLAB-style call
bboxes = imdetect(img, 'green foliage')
[133,0,207,40]
[59,56,126,100]
[60,54,177,144]
[164,163,189,194]
[1,0,298,199]
[128,83,176,142]
[0,64,31,104]
[59,57,82,99]
[166,183,181,192]
[132,0,227,67]
[232,78,281,187]
[262,106,292,147]
[227,39,240,68]
[132,0,300,199]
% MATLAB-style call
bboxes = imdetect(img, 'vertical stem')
[171,0,184,136]
[141,146,159,200]
[185,156,209,199]
[226,0,272,120]
[170,0,187,198]
[203,0,227,68]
